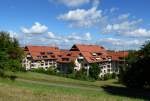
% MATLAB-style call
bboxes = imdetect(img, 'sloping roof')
[72,44,106,52]
[24,45,129,63]
[70,44,108,63]
[107,51,129,61]
[24,46,60,60]
[57,50,80,63]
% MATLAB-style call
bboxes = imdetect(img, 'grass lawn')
[0,72,149,101]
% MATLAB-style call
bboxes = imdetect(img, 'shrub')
[89,63,100,80]
[0,31,24,72]
[120,41,150,88]
[0,69,5,78]
[47,68,57,75]
[31,68,46,74]
[9,75,17,81]
[99,73,117,81]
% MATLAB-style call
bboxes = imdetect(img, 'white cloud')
[124,28,150,37]
[9,31,18,38]
[58,7,102,27]
[67,32,92,41]
[92,0,100,7]
[52,0,100,7]
[104,19,143,33]
[110,7,119,13]
[98,38,145,50]
[21,22,48,34]
[47,31,92,42]
[55,0,90,7]
[48,32,56,39]
[85,32,91,40]
[118,13,130,20]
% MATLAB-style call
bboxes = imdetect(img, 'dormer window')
[40,52,45,55]
[43,56,48,58]
[62,58,69,61]
[92,52,97,56]
[58,55,62,57]
[67,53,71,56]
[51,55,55,58]
[47,51,53,54]
[37,56,41,59]
[97,53,102,56]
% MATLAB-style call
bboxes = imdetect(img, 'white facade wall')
[22,57,57,70]
[73,57,120,77]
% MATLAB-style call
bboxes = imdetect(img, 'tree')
[67,61,75,74]
[89,63,100,80]
[120,41,150,88]
[0,31,24,73]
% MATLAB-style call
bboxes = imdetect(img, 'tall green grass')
[0,78,144,101]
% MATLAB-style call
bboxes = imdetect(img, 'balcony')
[78,56,84,59]
[27,55,31,58]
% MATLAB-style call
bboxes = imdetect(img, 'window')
[107,65,111,68]
[97,53,102,55]
[51,55,55,58]
[45,62,48,65]
[37,56,41,59]
[47,51,53,54]
[43,56,48,58]
[92,52,97,56]
[67,53,71,56]
[77,59,83,63]
[40,52,45,55]
[58,55,62,57]
[62,58,69,61]
[84,64,88,67]
[107,69,110,72]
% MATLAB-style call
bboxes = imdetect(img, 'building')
[22,44,128,76]
[22,46,60,70]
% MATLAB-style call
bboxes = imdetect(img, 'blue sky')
[0,0,150,50]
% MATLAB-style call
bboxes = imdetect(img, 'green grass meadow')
[0,72,149,101]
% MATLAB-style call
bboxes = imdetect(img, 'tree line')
[119,41,150,88]
[0,31,25,78]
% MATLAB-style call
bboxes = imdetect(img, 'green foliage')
[9,75,17,81]
[31,67,58,75]
[66,61,75,74]
[89,63,100,80]
[120,41,150,88]
[100,73,117,81]
[31,68,47,74]
[74,68,90,81]
[0,31,24,73]
[0,69,6,78]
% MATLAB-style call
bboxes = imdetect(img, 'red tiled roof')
[24,45,129,63]
[57,50,80,63]
[72,44,106,52]
[107,51,129,61]
[70,44,107,63]
[24,46,60,60]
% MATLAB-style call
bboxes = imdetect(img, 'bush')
[0,31,24,72]
[89,63,100,80]
[31,68,47,74]
[0,69,6,78]
[47,68,57,75]
[103,74,111,80]
[67,62,75,74]
[99,73,117,81]
[9,75,17,81]
[119,42,150,88]
[31,67,58,75]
